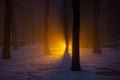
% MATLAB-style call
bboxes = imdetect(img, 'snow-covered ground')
[0,45,120,80]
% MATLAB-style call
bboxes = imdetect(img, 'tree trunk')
[2,0,12,59]
[63,0,69,53]
[93,0,101,54]
[11,24,18,49]
[44,0,50,54]
[30,1,36,44]
[11,0,18,49]
[107,0,120,49]
[71,0,81,71]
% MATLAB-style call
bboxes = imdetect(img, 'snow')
[0,45,120,80]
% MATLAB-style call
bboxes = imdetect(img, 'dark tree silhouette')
[93,0,101,53]
[107,0,120,49]
[44,0,50,54]
[11,0,18,49]
[29,0,36,44]
[63,0,69,53]
[23,0,35,44]
[71,0,81,71]
[0,0,4,46]
[2,0,12,59]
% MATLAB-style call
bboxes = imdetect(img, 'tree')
[11,0,18,49]
[63,0,69,53]
[44,0,50,54]
[107,0,120,49]
[29,0,36,44]
[2,0,12,59]
[93,0,101,53]
[0,0,4,46]
[71,0,81,71]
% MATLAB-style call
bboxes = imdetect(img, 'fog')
[0,0,120,48]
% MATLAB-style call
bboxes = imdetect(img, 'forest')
[0,0,120,80]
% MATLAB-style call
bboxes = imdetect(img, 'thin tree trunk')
[30,1,36,44]
[107,0,120,49]
[93,0,101,54]
[63,0,69,53]
[12,24,18,49]
[71,0,81,71]
[2,0,12,59]
[44,0,50,54]
[11,0,18,49]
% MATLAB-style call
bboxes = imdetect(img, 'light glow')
[49,41,66,57]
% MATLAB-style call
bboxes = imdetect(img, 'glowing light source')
[48,22,66,60]
[47,41,66,64]
[50,41,66,56]
[48,24,66,62]
[68,42,72,57]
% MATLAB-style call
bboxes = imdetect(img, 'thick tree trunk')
[71,0,81,71]
[2,0,12,59]
[44,0,50,54]
[93,0,101,54]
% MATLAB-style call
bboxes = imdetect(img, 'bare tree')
[71,0,81,71]
[0,0,4,46]
[2,0,12,59]
[107,0,120,49]
[29,0,36,44]
[44,0,50,54]
[93,0,101,53]
[11,0,18,49]
[63,0,69,53]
